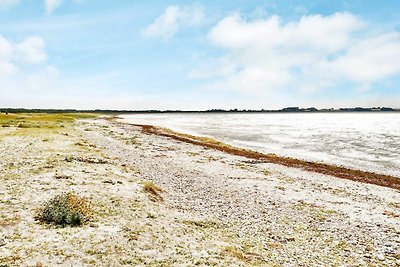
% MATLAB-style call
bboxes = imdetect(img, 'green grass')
[0,113,97,129]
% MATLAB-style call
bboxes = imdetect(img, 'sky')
[1,0,400,110]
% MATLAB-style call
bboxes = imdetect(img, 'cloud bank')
[190,12,400,94]
[142,4,205,39]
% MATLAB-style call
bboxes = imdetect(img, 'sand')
[1,116,399,266]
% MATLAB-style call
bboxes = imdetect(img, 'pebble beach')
[1,115,400,266]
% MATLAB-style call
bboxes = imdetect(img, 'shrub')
[35,192,92,227]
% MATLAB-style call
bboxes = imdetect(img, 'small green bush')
[35,192,92,227]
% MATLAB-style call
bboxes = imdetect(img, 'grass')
[181,219,218,228]
[262,169,271,176]
[221,246,264,264]
[0,216,21,227]
[388,202,400,209]
[142,181,164,201]
[0,113,97,129]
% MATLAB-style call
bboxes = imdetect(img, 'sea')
[120,113,400,177]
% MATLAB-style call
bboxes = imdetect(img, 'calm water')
[120,113,400,177]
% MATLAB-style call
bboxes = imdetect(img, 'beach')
[1,115,400,266]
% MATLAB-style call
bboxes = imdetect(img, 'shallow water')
[120,113,400,177]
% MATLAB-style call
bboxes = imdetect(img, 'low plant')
[142,181,163,201]
[35,192,92,227]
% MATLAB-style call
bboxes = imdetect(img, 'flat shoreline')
[2,115,400,266]
[116,118,400,190]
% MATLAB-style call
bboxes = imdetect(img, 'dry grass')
[221,246,264,264]
[142,181,164,201]
[0,216,21,227]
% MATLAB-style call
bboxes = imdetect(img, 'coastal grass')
[0,113,97,129]
[142,181,164,201]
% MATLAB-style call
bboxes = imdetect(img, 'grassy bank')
[0,113,97,129]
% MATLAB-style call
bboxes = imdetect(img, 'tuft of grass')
[388,202,400,209]
[142,181,163,201]
[221,246,264,263]
[262,169,270,176]
[0,216,21,227]
[35,192,92,227]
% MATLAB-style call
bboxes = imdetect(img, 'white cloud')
[16,36,48,64]
[331,32,400,83]
[0,0,19,10]
[142,4,205,39]
[0,61,17,77]
[0,35,48,81]
[45,0,63,14]
[0,35,13,59]
[191,12,400,94]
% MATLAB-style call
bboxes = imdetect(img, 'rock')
[376,254,385,261]
[0,238,5,247]
[90,223,99,228]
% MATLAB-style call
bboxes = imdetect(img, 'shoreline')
[116,119,400,191]
[2,115,400,266]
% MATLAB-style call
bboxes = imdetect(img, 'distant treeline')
[0,107,399,114]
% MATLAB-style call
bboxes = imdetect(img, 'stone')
[376,254,385,261]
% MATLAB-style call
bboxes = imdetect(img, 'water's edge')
[113,117,400,190]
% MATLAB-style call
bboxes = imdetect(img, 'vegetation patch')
[142,181,164,201]
[181,219,218,228]
[65,156,108,164]
[221,246,264,264]
[262,169,270,176]
[0,216,21,227]
[35,192,93,227]
[388,202,400,209]
[0,113,97,129]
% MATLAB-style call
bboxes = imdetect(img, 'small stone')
[286,237,296,242]
[0,238,5,247]
[90,223,99,228]
[376,254,385,261]
[365,245,374,252]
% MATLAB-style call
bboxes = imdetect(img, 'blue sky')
[1,0,400,110]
